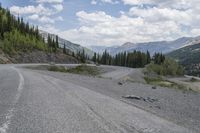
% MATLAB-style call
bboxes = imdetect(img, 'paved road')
[0,65,195,133]
[100,66,134,80]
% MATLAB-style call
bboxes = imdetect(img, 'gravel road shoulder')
[33,66,200,132]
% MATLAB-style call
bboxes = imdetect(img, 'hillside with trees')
[0,4,47,54]
[167,43,200,77]
[0,4,79,64]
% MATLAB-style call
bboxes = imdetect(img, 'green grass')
[144,76,171,87]
[48,66,68,72]
[66,65,100,76]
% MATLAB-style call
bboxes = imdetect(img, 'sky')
[1,0,200,47]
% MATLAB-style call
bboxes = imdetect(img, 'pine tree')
[56,35,59,48]
[63,43,66,54]
[146,50,151,64]
[80,49,86,63]
[92,52,97,63]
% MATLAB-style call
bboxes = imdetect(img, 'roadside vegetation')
[66,65,100,76]
[145,58,184,76]
[48,65,100,76]
[142,53,189,90]
[144,76,188,90]
[48,65,68,73]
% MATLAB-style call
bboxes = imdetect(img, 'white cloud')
[129,7,191,25]
[10,0,200,47]
[122,0,198,10]
[91,0,119,5]
[39,16,55,23]
[191,29,200,36]
[28,15,54,23]
[101,0,119,4]
[122,0,152,5]
[39,24,60,34]
[58,10,186,47]
[91,0,97,5]
[10,4,53,16]
[56,16,64,21]
[10,1,64,25]
[29,14,63,24]
[52,4,63,12]
[76,11,112,24]
[36,0,63,3]
[28,14,39,20]
[57,0,200,47]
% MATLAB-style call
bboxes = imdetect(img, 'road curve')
[0,65,195,133]
[100,66,134,80]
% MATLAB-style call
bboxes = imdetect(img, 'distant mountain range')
[40,30,94,57]
[90,36,200,55]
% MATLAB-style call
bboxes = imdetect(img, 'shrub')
[48,65,68,72]
[146,58,184,76]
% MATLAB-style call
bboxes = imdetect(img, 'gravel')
[36,66,200,132]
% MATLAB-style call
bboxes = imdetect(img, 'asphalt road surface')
[0,64,197,133]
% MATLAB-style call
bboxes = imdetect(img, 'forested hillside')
[0,4,48,54]
[167,43,200,76]
[0,4,80,63]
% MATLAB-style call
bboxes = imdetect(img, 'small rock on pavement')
[122,95,141,100]
[152,86,157,89]
[118,82,123,85]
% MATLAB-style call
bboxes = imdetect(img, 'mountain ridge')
[90,36,200,55]
[40,30,94,57]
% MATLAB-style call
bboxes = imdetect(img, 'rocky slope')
[0,49,78,64]
[40,30,94,57]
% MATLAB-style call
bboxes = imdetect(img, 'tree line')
[47,34,59,53]
[92,50,165,68]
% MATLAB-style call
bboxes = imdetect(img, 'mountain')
[91,36,200,55]
[167,43,200,76]
[89,46,108,54]
[40,30,94,57]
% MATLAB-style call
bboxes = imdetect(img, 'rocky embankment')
[0,50,78,64]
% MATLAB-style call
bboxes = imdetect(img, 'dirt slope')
[0,50,78,64]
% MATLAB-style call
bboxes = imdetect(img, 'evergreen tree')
[63,43,66,54]
[72,52,75,57]
[146,50,151,64]
[78,49,86,63]
[56,35,59,48]
[92,52,97,63]
[153,53,165,65]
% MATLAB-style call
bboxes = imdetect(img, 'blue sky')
[1,0,129,30]
[1,0,200,47]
